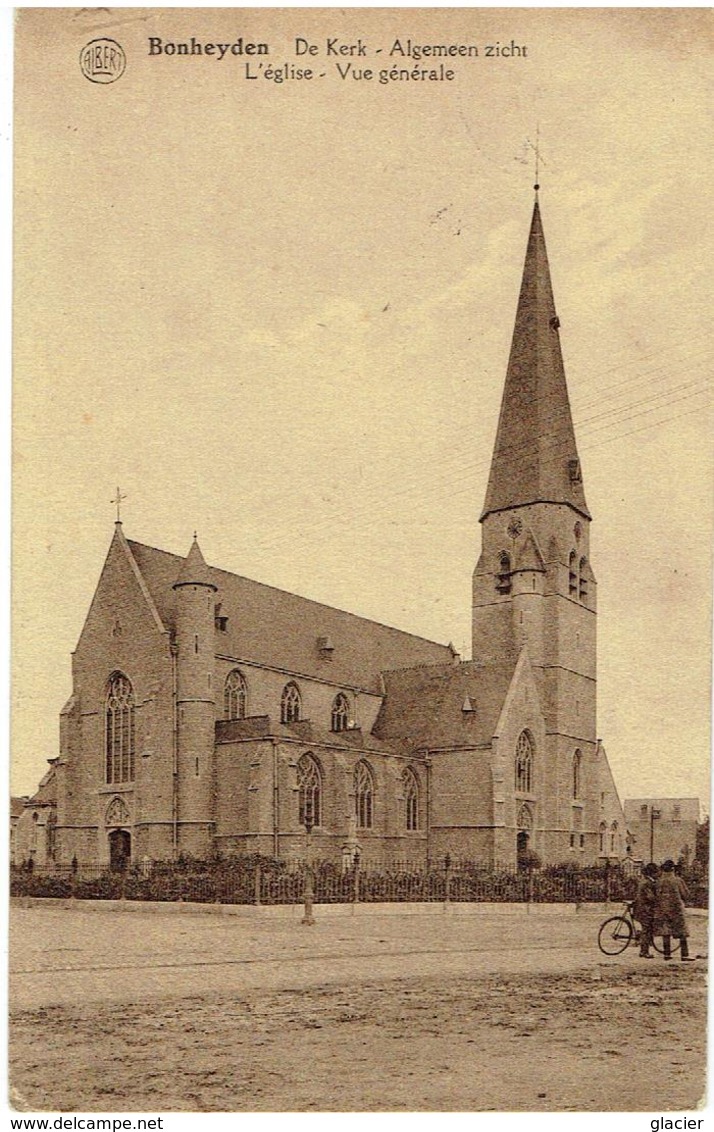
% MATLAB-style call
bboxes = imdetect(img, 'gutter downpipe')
[171,642,179,858]
[425,754,432,868]
[272,739,279,859]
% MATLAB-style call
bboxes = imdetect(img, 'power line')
[250,388,710,554]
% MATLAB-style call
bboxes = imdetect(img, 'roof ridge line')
[127,538,453,650]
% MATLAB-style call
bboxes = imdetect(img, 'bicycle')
[597,901,681,956]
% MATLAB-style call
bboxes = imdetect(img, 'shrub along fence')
[10,856,709,909]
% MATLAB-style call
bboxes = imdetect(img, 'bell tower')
[472,193,597,860]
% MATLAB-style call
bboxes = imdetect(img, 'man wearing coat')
[633,862,658,958]
[655,859,695,961]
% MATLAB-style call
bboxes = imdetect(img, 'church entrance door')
[108,828,131,870]
[516,829,530,857]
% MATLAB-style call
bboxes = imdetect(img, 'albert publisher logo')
[80,38,126,84]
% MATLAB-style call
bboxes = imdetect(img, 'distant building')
[624,798,700,866]
[13,762,58,869]
[10,796,29,865]
[594,742,627,860]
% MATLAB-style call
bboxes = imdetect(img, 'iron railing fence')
[10,857,709,908]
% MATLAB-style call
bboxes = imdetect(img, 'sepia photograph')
[9,6,712,1117]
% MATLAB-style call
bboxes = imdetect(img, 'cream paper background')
[13,8,711,817]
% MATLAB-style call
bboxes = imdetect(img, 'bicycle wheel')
[598,915,633,956]
[652,934,682,955]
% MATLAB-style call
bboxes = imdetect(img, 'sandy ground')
[9,903,708,1112]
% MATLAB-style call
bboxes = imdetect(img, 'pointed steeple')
[173,536,217,590]
[481,198,590,521]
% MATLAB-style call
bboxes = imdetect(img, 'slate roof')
[482,199,590,521]
[127,539,453,693]
[28,761,58,806]
[372,659,515,753]
[10,796,28,820]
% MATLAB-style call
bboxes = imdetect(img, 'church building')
[23,193,626,870]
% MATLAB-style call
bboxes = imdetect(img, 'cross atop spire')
[111,486,127,524]
[527,124,544,194]
[481,198,590,522]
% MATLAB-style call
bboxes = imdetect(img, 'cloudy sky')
[13,8,712,807]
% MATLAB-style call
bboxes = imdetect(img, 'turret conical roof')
[481,199,590,521]
[173,537,217,590]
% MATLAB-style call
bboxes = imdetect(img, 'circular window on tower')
[507,517,522,539]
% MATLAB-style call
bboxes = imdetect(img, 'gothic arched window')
[223,669,247,721]
[105,672,135,785]
[514,731,533,794]
[579,557,588,601]
[610,821,619,855]
[599,822,607,854]
[355,761,374,829]
[281,682,301,724]
[569,551,578,597]
[572,750,582,800]
[496,551,512,594]
[297,753,321,827]
[403,767,419,832]
[331,692,350,733]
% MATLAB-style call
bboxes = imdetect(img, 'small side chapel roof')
[10,796,28,819]
[372,659,516,752]
[28,762,58,806]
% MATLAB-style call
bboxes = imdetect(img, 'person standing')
[655,859,695,961]
[632,862,658,958]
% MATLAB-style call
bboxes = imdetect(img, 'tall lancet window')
[403,767,419,832]
[514,731,533,794]
[223,669,247,721]
[281,682,301,724]
[105,672,135,784]
[354,761,374,830]
[569,551,578,597]
[579,558,588,602]
[496,552,512,594]
[297,753,321,827]
[572,750,582,800]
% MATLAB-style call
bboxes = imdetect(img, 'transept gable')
[74,524,167,656]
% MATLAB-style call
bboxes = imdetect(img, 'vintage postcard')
[10,6,712,1119]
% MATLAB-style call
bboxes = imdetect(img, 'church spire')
[481,196,590,521]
